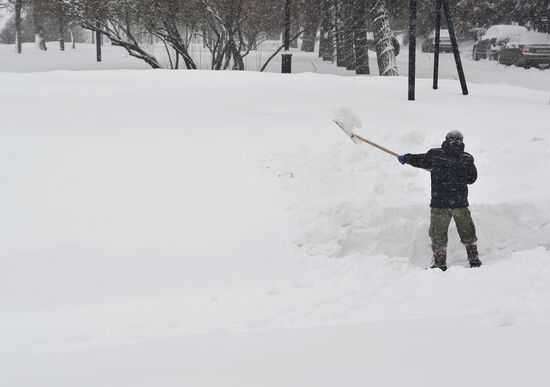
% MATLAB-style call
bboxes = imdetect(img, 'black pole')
[96,22,102,62]
[281,0,292,73]
[433,0,441,89]
[408,0,417,100]
[441,0,468,95]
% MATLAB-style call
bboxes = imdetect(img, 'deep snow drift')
[1,69,550,387]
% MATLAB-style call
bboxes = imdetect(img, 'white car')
[473,25,528,60]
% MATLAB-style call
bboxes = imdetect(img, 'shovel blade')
[331,105,364,144]
[332,105,362,130]
[333,120,363,144]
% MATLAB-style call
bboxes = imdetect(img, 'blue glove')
[397,155,407,165]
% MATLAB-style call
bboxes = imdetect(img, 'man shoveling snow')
[332,109,481,271]
[397,130,482,271]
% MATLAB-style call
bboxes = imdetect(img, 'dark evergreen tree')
[352,0,370,74]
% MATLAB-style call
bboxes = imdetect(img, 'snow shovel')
[332,119,399,157]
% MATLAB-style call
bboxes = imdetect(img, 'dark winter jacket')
[404,141,477,208]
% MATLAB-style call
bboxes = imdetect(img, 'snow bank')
[2,41,550,92]
[1,70,549,386]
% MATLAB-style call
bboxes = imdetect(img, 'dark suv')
[473,25,528,60]
[498,32,550,69]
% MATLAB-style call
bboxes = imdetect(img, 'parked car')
[472,24,528,60]
[422,29,452,53]
[498,32,550,69]
[465,27,486,41]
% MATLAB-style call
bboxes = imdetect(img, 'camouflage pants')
[429,207,478,251]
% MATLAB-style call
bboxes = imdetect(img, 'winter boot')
[466,244,482,268]
[430,249,447,271]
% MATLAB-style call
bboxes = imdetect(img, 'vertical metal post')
[96,22,102,62]
[282,0,292,73]
[441,0,468,95]
[433,0,441,89]
[408,0,417,100]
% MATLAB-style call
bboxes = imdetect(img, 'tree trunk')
[334,1,345,67]
[301,25,317,52]
[353,0,369,74]
[212,37,226,70]
[225,37,244,70]
[157,19,198,69]
[367,0,398,76]
[59,25,65,51]
[319,25,326,57]
[96,23,102,62]
[341,1,356,70]
[248,34,258,50]
[319,1,334,61]
[35,33,47,50]
[301,0,319,52]
[290,21,299,49]
[15,0,22,53]
[232,47,245,70]
[70,29,76,49]
[32,0,47,50]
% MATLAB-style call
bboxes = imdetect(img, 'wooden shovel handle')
[352,133,400,157]
[333,120,399,157]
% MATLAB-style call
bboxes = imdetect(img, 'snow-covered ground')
[1,42,550,387]
[1,40,550,90]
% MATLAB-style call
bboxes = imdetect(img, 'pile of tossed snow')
[1,70,550,387]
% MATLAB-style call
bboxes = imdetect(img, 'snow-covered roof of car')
[517,31,550,45]
[484,25,528,40]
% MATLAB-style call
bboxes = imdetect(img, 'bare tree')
[198,0,280,70]
[352,0,369,74]
[14,0,22,53]
[42,0,74,50]
[71,0,165,69]
[0,1,23,52]
[32,0,47,50]
[338,0,355,70]
[299,0,320,52]
[318,0,334,61]
[139,0,199,69]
